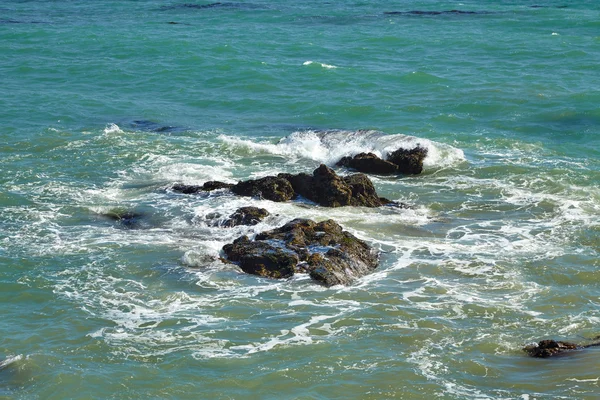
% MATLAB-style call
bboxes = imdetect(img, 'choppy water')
[2,1,600,398]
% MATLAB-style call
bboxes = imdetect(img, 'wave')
[220,129,466,170]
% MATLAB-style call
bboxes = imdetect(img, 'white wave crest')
[220,130,464,171]
[303,60,338,69]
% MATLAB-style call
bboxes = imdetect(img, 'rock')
[231,176,295,202]
[202,181,234,191]
[386,145,428,174]
[222,236,298,279]
[222,218,379,286]
[172,181,233,194]
[100,209,146,229]
[172,183,203,194]
[173,165,388,208]
[336,152,399,174]
[523,340,580,358]
[284,164,387,207]
[523,337,600,358]
[222,206,269,227]
[343,173,389,207]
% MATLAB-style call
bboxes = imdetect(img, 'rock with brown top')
[386,145,428,174]
[336,152,399,174]
[222,218,379,286]
[222,206,270,227]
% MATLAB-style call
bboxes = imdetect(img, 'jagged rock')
[173,165,388,208]
[523,340,580,358]
[523,337,600,358]
[172,181,233,194]
[386,145,428,174]
[222,236,298,279]
[336,152,399,174]
[343,173,391,207]
[222,206,269,227]
[222,218,379,286]
[231,176,295,202]
[203,181,234,191]
[284,165,387,207]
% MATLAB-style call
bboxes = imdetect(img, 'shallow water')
[1,0,600,398]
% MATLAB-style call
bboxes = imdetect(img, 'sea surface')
[1,0,600,398]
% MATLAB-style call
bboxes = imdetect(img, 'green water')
[1,1,600,398]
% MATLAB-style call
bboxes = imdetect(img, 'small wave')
[103,123,124,134]
[218,130,464,170]
[0,355,23,370]
[303,61,338,69]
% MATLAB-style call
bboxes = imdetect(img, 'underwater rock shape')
[384,10,484,16]
[523,337,600,358]
[222,218,379,286]
[222,206,269,227]
[523,340,580,358]
[172,181,234,194]
[99,209,149,229]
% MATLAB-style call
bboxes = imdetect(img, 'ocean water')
[1,0,600,398]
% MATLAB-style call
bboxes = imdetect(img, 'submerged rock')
[100,209,146,229]
[222,218,379,286]
[222,206,270,227]
[523,337,600,358]
[172,181,234,194]
[384,10,485,16]
[524,340,579,358]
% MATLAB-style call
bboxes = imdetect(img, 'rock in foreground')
[222,218,379,286]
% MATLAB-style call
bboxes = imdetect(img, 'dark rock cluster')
[168,145,428,286]
[222,218,378,286]
[173,164,392,207]
[336,145,428,175]
[523,337,600,358]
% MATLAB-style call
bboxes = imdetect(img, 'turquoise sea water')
[2,1,600,398]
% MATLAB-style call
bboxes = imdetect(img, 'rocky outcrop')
[171,165,392,207]
[172,181,233,194]
[280,164,390,207]
[222,206,269,227]
[222,218,379,286]
[523,337,600,358]
[231,176,295,202]
[336,146,428,175]
[337,152,399,174]
[386,146,428,174]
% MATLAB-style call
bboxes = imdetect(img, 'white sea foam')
[220,129,465,171]
[303,60,338,69]
[0,354,23,370]
[103,123,124,134]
